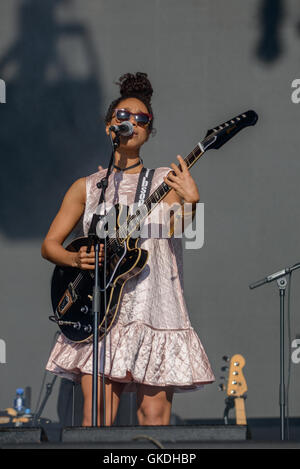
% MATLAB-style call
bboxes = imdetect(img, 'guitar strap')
[95,167,155,232]
[134,167,155,206]
[96,167,155,207]
[131,167,155,235]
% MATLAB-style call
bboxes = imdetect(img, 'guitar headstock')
[219,354,248,398]
[201,110,258,152]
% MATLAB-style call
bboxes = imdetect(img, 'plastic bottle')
[24,408,32,420]
[13,388,25,413]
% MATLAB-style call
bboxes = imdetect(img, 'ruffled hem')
[45,321,215,393]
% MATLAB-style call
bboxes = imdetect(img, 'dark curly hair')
[105,72,155,134]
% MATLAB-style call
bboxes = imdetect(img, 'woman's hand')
[74,245,104,270]
[163,155,200,204]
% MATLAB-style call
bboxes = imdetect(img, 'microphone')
[109,121,133,137]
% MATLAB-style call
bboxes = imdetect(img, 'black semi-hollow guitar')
[50,110,258,343]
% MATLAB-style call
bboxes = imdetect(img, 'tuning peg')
[218,383,225,391]
[222,355,230,362]
[221,366,228,372]
[219,376,225,380]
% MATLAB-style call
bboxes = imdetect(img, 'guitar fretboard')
[106,110,257,251]
[108,143,205,251]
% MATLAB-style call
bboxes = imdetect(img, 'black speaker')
[57,379,139,426]
[62,424,249,447]
[0,427,47,445]
[57,379,83,426]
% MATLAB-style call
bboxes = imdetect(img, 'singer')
[42,72,215,426]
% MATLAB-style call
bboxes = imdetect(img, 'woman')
[42,72,215,427]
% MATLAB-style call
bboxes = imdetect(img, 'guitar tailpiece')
[48,315,82,330]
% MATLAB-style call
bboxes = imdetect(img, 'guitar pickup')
[57,282,78,316]
[67,282,79,302]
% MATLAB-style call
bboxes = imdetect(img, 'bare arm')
[41,177,103,269]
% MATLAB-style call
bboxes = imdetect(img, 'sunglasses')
[114,108,152,126]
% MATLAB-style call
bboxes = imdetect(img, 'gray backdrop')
[1,0,300,424]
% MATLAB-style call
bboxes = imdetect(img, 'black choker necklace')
[113,157,143,172]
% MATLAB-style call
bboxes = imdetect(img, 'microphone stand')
[33,375,57,426]
[87,131,120,427]
[249,262,300,441]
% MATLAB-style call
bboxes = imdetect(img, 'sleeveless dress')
[45,167,215,393]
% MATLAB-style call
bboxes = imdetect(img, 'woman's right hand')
[74,244,105,270]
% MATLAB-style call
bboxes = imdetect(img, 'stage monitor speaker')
[62,424,249,446]
[0,427,47,445]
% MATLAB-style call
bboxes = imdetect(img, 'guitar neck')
[234,397,247,425]
[145,143,205,209]
[116,143,206,241]
[115,109,258,242]
[140,128,221,216]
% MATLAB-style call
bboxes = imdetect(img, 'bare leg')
[81,374,125,426]
[136,384,174,426]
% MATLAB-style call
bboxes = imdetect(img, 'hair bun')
[116,72,153,103]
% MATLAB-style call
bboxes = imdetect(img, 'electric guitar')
[219,354,248,425]
[50,110,258,343]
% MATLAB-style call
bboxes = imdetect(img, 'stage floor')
[1,440,300,449]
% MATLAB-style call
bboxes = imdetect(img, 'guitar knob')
[84,325,92,333]
[73,322,81,330]
[80,305,89,314]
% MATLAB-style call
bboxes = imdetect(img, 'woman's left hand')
[163,155,200,204]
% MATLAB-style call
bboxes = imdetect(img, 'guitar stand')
[223,395,247,425]
[223,396,235,425]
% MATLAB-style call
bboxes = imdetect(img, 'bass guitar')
[219,354,248,425]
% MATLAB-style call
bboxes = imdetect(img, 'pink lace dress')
[45,167,215,392]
